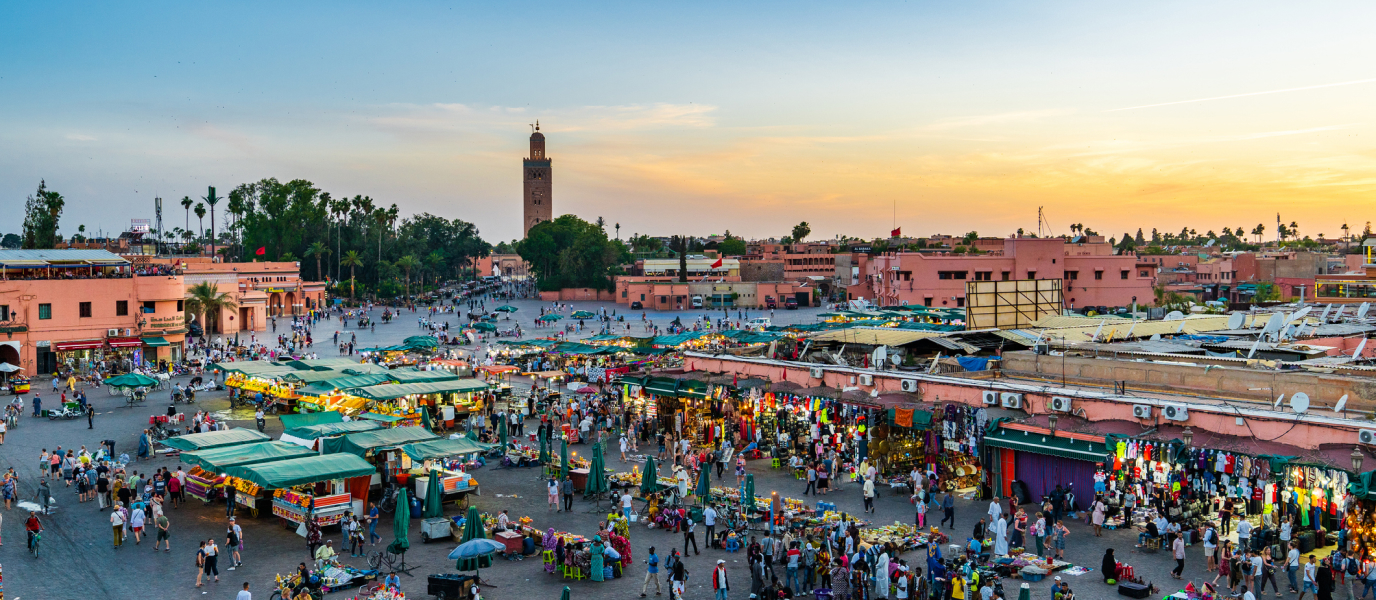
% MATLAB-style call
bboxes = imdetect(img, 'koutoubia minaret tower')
[522,121,552,237]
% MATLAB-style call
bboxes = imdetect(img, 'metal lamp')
[1047,413,1058,434]
[1354,447,1365,473]
[1182,426,1193,447]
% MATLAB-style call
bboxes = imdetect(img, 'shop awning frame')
[353,379,488,401]
[400,438,494,461]
[180,440,316,472]
[161,428,271,452]
[222,453,377,489]
[142,336,170,347]
[982,428,1108,462]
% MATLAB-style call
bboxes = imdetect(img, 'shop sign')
[147,316,182,329]
[36,340,50,348]
[266,288,286,293]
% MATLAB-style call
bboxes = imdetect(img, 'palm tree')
[331,197,349,280]
[184,281,238,337]
[181,196,193,234]
[203,186,221,258]
[194,202,207,244]
[372,208,388,280]
[305,241,331,281]
[396,255,419,298]
[341,250,364,298]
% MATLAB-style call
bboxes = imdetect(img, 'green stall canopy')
[353,380,487,401]
[279,411,345,432]
[180,441,316,472]
[400,438,495,462]
[388,368,460,384]
[224,453,377,489]
[161,428,271,452]
[982,427,1108,462]
[283,420,384,441]
[324,426,440,457]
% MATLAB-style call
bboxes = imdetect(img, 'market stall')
[181,441,318,516]
[224,453,378,529]
[161,428,272,452]
[280,420,385,449]
[353,379,488,425]
[325,426,441,485]
[402,438,494,507]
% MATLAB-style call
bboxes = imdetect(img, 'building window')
[39,303,52,320]
[177,300,184,312]
[1051,258,1056,264]
[1001,272,1010,281]
[1064,271,1079,280]
[116,301,128,316]
[143,301,156,313]
[923,298,933,307]
[937,271,968,280]
[1121,270,1129,280]
[1027,271,1036,279]
[1139,270,1149,277]
[79,302,92,318]
[974,271,993,281]
[0,304,9,321]
[1094,271,1103,280]
[956,297,965,308]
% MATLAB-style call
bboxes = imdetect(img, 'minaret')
[522,121,553,237]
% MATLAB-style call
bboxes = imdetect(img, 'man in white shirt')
[621,492,634,522]
[702,505,718,547]
[1237,518,1252,551]
[988,496,1003,522]
[237,582,253,600]
[620,435,629,461]
[1300,554,1318,600]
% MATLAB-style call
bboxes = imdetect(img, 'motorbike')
[46,404,82,420]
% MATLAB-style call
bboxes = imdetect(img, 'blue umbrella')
[449,537,506,584]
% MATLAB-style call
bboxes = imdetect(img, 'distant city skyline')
[3,1,1374,244]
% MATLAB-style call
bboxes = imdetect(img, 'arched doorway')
[285,292,297,316]
[269,292,282,317]
[0,342,19,367]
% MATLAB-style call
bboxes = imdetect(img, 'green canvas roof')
[283,357,379,371]
[161,428,271,452]
[353,380,487,401]
[209,360,299,378]
[281,368,356,383]
[180,441,316,472]
[403,336,440,348]
[400,438,495,461]
[223,453,377,489]
[298,373,394,395]
[388,368,459,384]
[322,426,438,457]
[279,411,344,432]
[283,420,384,440]
[360,412,405,423]
[651,332,709,346]
[142,336,170,347]
[982,426,1109,462]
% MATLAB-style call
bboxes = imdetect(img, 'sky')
[3,1,1375,244]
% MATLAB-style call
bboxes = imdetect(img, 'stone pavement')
[0,298,1348,600]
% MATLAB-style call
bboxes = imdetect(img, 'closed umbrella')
[560,438,570,480]
[695,462,711,503]
[538,427,550,464]
[498,417,507,448]
[423,468,443,518]
[421,408,433,432]
[584,440,609,499]
[743,474,756,512]
[456,506,491,571]
[466,428,478,442]
[561,586,571,600]
[387,488,414,575]
[640,456,661,494]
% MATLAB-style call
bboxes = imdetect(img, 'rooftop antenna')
[1336,394,1349,415]
[1355,338,1368,360]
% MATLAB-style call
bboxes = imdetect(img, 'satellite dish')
[1205,239,1216,247]
[1292,306,1313,323]
[1248,338,1263,359]
[1274,393,1285,408]
[1334,305,1347,321]
[1290,392,1310,414]
[1227,313,1245,330]
[1320,304,1334,322]
[1165,311,1185,321]
[1360,303,1371,319]
[1355,338,1368,360]
[1277,323,1292,341]
[1336,394,1349,414]
[1150,334,1162,341]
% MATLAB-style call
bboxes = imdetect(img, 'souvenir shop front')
[930,402,990,493]
[870,405,933,479]
[983,422,1110,509]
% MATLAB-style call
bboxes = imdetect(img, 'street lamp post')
[1353,447,1365,474]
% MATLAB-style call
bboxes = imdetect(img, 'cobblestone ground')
[0,298,1347,600]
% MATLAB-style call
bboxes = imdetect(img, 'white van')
[691,295,704,309]
[746,317,772,330]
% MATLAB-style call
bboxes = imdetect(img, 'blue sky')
[4,1,1375,243]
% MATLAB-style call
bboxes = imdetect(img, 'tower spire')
[535,119,540,131]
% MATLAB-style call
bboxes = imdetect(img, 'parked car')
[784,297,799,309]
[630,301,643,310]
[746,317,772,330]
[764,296,777,309]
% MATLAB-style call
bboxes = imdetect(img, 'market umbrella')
[387,488,415,575]
[421,408,433,432]
[466,428,478,442]
[640,456,661,494]
[538,314,563,322]
[498,416,508,448]
[106,373,160,388]
[455,506,491,571]
[538,427,550,464]
[470,322,497,332]
[571,310,596,319]
[575,387,597,395]
[560,438,570,480]
[560,586,571,600]
[423,468,444,518]
[584,440,609,500]
[694,462,711,504]
[494,305,518,313]
[448,538,504,584]
[742,473,756,512]
[1018,583,1031,600]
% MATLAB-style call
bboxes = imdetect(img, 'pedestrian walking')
[155,511,171,552]
[941,490,956,529]
[368,502,382,545]
[562,475,574,512]
[237,582,252,600]
[227,517,243,568]
[684,515,699,555]
[1173,534,1187,579]
[111,505,126,547]
[713,559,730,600]
[640,546,661,597]
[204,538,222,583]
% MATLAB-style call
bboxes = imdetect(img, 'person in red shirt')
[25,510,43,551]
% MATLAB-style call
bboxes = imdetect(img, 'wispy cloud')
[65,133,96,141]
[921,109,1071,131]
[370,102,717,135]
[1106,78,1376,112]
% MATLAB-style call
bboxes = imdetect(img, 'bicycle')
[367,549,402,572]
[29,530,41,558]
[378,484,400,514]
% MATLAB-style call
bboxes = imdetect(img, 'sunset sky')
[3,1,1375,244]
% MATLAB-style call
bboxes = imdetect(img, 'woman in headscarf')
[589,535,606,582]
[137,429,152,460]
[1102,548,1117,583]
[875,547,892,599]
[831,557,853,600]
[543,529,558,574]
[609,531,632,568]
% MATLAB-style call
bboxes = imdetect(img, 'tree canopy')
[516,214,630,291]
[22,180,64,249]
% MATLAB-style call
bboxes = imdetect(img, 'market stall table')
[223,453,377,529]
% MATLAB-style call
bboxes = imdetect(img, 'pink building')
[849,238,1156,309]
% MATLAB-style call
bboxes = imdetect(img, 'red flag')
[891,227,901,237]
[710,257,724,269]
[255,247,266,256]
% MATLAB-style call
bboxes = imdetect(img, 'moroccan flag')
[891,227,901,237]
[255,247,266,256]
[711,257,724,269]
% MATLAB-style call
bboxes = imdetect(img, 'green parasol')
[538,314,563,322]
[456,505,491,571]
[538,427,550,464]
[495,305,518,313]
[584,440,609,499]
[470,322,497,332]
[388,488,411,555]
[423,468,444,518]
[560,438,570,480]
[743,473,756,511]
[498,417,507,448]
[640,456,661,494]
[466,428,478,442]
[571,310,596,319]
[421,408,433,432]
[561,586,571,600]
[694,463,711,503]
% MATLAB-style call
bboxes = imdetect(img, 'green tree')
[194,202,207,243]
[1,233,21,248]
[184,281,238,336]
[305,241,331,281]
[396,255,419,298]
[340,250,364,298]
[516,215,630,291]
[203,186,221,256]
[791,222,811,243]
[670,235,689,282]
[22,180,65,249]
[718,237,747,256]
[180,196,193,236]
[963,231,979,244]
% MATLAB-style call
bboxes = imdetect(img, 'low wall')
[539,288,617,302]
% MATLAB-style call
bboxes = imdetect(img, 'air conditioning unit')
[900,379,919,393]
[1132,405,1153,419]
[107,329,120,337]
[1360,429,1376,445]
[1162,404,1189,422]
[857,374,874,386]
[1000,393,1023,409]
[1049,396,1072,412]
[982,391,999,405]
[809,367,824,379]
